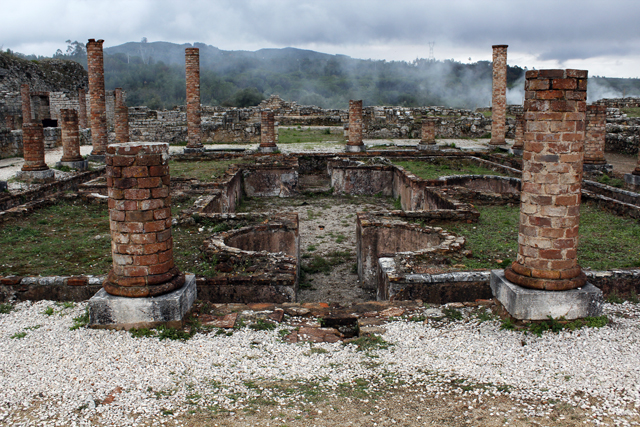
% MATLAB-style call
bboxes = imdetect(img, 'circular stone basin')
[224,225,298,257]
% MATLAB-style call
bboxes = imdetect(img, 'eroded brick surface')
[114,88,129,143]
[60,109,83,162]
[20,84,31,125]
[21,123,48,171]
[584,105,607,165]
[490,45,508,145]
[260,110,277,148]
[512,113,525,150]
[347,100,364,147]
[185,48,202,149]
[420,117,436,145]
[87,39,107,156]
[78,88,88,129]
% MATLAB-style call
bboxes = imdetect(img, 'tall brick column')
[490,45,508,146]
[104,142,185,297]
[583,105,610,172]
[418,116,437,150]
[258,109,278,153]
[78,88,88,129]
[512,113,525,155]
[58,109,88,170]
[346,100,365,152]
[87,39,107,160]
[17,123,55,183]
[184,48,203,152]
[504,69,588,291]
[21,84,31,125]
[114,88,129,143]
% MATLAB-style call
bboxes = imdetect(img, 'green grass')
[622,107,640,118]
[278,127,346,144]
[394,160,506,180]
[169,159,242,182]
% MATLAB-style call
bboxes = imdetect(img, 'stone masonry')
[87,39,107,158]
[104,142,185,298]
[490,45,508,146]
[346,100,365,152]
[512,113,525,154]
[505,69,588,291]
[418,116,437,150]
[185,48,203,151]
[21,84,31,124]
[258,109,277,153]
[114,88,129,143]
[78,88,88,129]
[584,105,607,165]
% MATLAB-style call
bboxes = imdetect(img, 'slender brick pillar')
[21,84,31,125]
[512,113,525,155]
[104,142,185,297]
[418,116,437,150]
[490,45,508,146]
[185,48,203,152]
[258,109,278,152]
[583,105,608,169]
[87,39,107,160]
[346,100,365,152]
[504,69,588,291]
[78,88,88,129]
[114,88,129,143]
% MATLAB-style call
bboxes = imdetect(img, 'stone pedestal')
[490,45,508,146]
[491,270,602,320]
[346,100,366,152]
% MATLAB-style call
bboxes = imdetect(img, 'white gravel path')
[0,300,639,426]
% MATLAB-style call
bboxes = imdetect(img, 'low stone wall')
[0,128,22,158]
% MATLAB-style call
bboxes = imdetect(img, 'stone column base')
[183,147,205,154]
[490,269,603,320]
[56,160,89,171]
[257,145,279,153]
[345,144,366,153]
[417,143,438,151]
[583,163,613,173]
[88,274,196,330]
[86,154,106,163]
[624,173,640,187]
[15,169,55,184]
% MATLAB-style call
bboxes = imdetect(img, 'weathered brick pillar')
[114,88,129,143]
[512,113,525,154]
[490,45,508,146]
[6,116,15,130]
[346,100,365,152]
[418,116,437,150]
[185,48,203,152]
[78,88,88,129]
[584,105,607,166]
[104,142,185,297]
[21,123,48,171]
[258,109,278,152]
[21,84,31,125]
[87,39,107,159]
[505,69,588,291]
[59,109,84,163]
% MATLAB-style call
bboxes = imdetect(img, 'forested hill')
[33,40,640,110]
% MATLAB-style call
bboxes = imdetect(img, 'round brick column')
[114,88,129,143]
[104,142,184,297]
[505,69,588,291]
[87,39,107,157]
[78,88,88,129]
[584,105,607,165]
[490,45,508,146]
[418,116,437,150]
[512,113,525,153]
[21,123,49,171]
[185,48,203,151]
[258,110,278,152]
[21,84,31,125]
[60,109,83,162]
[346,100,365,152]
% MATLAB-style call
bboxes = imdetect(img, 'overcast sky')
[2,0,640,78]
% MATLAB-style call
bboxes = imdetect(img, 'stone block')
[15,169,55,184]
[624,173,640,186]
[490,269,603,320]
[88,274,196,329]
[344,144,366,152]
[56,160,89,171]
[257,146,278,153]
[417,143,439,151]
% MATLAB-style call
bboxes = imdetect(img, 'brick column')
[418,116,437,150]
[6,116,15,130]
[185,48,203,152]
[258,109,278,152]
[504,69,588,291]
[21,84,31,125]
[59,109,83,162]
[512,113,525,154]
[78,88,88,129]
[346,100,365,152]
[114,88,129,143]
[104,142,184,297]
[87,39,107,159]
[584,105,607,166]
[21,123,48,171]
[490,45,508,146]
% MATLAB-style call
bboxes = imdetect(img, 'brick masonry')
[505,69,588,291]
[584,105,607,165]
[20,84,31,124]
[21,123,48,171]
[104,142,185,297]
[490,45,508,145]
[78,88,88,129]
[87,39,107,156]
[185,48,202,149]
[114,88,129,143]
[260,110,277,148]
[512,113,525,151]
[59,109,83,162]
[420,116,436,145]
[347,100,364,147]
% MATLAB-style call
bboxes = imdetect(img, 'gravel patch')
[1,301,639,426]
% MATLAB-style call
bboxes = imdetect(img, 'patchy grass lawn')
[622,107,640,118]
[278,127,345,144]
[394,160,507,180]
[169,159,242,182]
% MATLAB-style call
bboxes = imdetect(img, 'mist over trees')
[24,40,640,110]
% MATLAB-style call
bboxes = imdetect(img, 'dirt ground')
[605,151,637,174]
